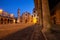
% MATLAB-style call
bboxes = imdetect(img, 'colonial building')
[32,8,39,24]
[51,2,60,25]
[0,8,39,24]
[16,8,34,24]
[0,9,15,24]
[15,8,38,24]
[22,12,33,23]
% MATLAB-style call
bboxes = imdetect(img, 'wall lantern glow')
[33,17,37,24]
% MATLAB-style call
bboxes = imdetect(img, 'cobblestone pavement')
[1,24,45,40]
[0,23,33,38]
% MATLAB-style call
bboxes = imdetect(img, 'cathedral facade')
[16,8,38,24]
[0,8,38,24]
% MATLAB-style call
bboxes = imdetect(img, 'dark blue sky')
[0,0,34,17]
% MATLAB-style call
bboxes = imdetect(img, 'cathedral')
[16,8,38,24]
[0,8,38,24]
[0,0,60,25]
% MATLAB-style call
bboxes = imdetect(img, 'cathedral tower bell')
[17,8,20,23]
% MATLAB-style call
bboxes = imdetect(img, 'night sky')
[0,0,34,17]
[0,0,60,17]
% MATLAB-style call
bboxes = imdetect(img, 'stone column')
[42,0,51,32]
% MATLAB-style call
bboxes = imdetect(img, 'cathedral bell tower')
[33,8,39,24]
[17,8,20,23]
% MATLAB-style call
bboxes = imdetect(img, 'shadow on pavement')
[1,24,36,40]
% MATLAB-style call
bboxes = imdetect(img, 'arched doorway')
[1,18,3,24]
[25,19,27,23]
[8,19,10,24]
[4,19,7,24]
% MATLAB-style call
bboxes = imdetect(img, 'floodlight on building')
[33,17,37,24]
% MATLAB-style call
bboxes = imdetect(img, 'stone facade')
[34,0,51,32]
[0,11,15,24]
[33,8,39,24]
[21,12,33,23]
[51,2,60,25]
[34,0,60,33]
[0,8,39,24]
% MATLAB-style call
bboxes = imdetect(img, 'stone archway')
[25,19,27,23]
[34,0,51,32]
[4,19,7,24]
[8,19,10,24]
[1,18,3,24]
